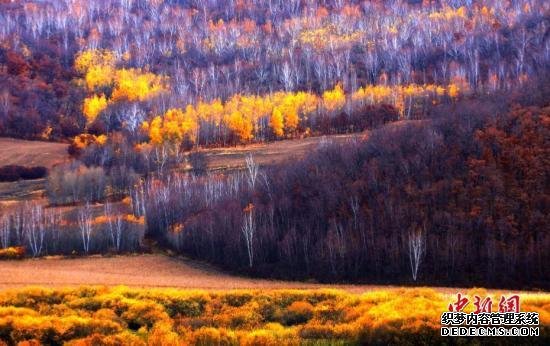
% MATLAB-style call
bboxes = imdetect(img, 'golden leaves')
[111,68,167,102]
[71,133,107,150]
[226,110,254,142]
[75,50,168,128]
[351,83,464,109]
[146,108,198,146]
[74,49,116,75]
[75,49,116,91]
[270,107,284,137]
[85,65,115,91]
[82,94,108,125]
[323,83,346,112]
[0,246,25,259]
[0,286,547,345]
[139,81,461,145]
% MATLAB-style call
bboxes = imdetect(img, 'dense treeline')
[0,42,84,139]
[142,95,549,288]
[0,202,145,257]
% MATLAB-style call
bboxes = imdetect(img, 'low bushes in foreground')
[0,287,547,345]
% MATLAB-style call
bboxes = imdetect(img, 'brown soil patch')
[0,138,68,169]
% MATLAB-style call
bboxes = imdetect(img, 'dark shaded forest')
[143,82,550,289]
[0,0,548,289]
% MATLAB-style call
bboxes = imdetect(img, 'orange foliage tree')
[143,107,198,152]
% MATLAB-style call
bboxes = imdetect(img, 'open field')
[0,179,48,201]
[0,138,68,169]
[0,133,363,174]
[0,133,364,201]
[0,254,543,296]
[0,254,403,293]
[0,138,68,201]
[198,133,365,171]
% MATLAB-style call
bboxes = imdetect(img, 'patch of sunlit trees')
[0,286,547,345]
[0,0,545,141]
[111,68,167,102]
[143,107,198,147]
[82,94,108,124]
[299,25,364,52]
[75,49,116,91]
[76,49,167,125]
[141,81,465,146]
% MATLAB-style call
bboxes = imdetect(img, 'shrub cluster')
[46,162,107,205]
[0,165,47,182]
[0,287,547,345]
[0,246,25,260]
[46,161,141,206]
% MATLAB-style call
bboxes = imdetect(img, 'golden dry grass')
[0,254,544,297]
[0,254,386,292]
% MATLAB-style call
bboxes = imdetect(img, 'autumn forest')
[0,0,549,344]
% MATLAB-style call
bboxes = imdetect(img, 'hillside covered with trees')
[0,0,548,144]
[0,0,548,290]
[143,93,550,288]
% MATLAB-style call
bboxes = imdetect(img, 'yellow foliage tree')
[281,94,300,133]
[112,69,167,102]
[146,116,163,145]
[146,108,198,146]
[270,107,284,137]
[71,134,108,153]
[138,80,462,146]
[82,94,108,125]
[225,110,254,142]
[322,83,346,112]
[448,83,460,99]
[75,49,117,91]
[85,65,115,91]
[74,49,116,74]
